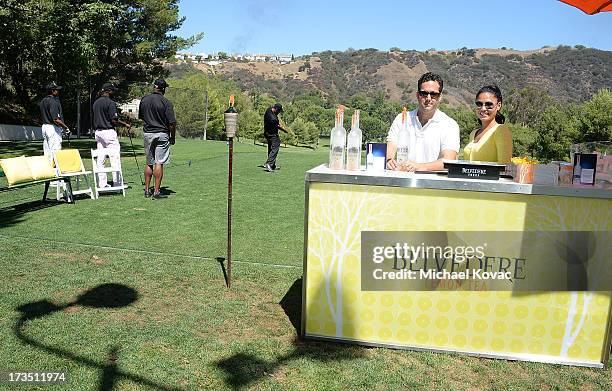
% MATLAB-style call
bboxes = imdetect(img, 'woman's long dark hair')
[476,85,505,124]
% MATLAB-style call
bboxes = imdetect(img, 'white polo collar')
[411,108,442,128]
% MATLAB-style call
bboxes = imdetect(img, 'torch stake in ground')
[224,96,238,288]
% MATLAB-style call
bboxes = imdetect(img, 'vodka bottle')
[396,107,409,165]
[366,143,374,171]
[346,110,362,171]
[573,154,582,184]
[329,106,346,170]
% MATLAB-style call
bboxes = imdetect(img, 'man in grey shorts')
[138,79,177,199]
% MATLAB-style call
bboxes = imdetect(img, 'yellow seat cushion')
[0,156,34,186]
[55,149,83,173]
[26,156,57,180]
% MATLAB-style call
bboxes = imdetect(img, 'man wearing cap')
[92,82,132,188]
[39,82,70,161]
[263,103,289,172]
[138,79,176,199]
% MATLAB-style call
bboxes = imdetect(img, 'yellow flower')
[511,156,539,165]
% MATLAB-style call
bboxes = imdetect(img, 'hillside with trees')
[195,46,612,107]
[172,45,610,162]
[162,66,610,163]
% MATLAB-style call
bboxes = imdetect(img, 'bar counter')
[305,164,612,199]
[301,164,611,368]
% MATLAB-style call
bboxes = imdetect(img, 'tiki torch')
[224,95,238,288]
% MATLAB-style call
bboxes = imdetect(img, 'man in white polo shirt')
[386,72,459,172]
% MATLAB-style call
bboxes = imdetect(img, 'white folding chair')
[91,148,127,199]
[53,149,95,200]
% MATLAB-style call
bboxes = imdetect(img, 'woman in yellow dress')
[463,85,513,163]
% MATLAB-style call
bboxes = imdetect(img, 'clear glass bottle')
[366,143,374,171]
[396,107,409,165]
[329,106,346,170]
[346,110,362,171]
[573,154,582,184]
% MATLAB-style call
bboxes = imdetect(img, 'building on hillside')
[119,99,141,118]
[278,54,292,64]
[254,54,267,62]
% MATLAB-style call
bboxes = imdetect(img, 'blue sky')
[176,0,612,55]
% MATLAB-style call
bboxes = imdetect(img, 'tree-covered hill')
[194,46,612,107]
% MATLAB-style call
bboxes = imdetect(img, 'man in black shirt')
[92,83,132,188]
[39,82,70,161]
[138,79,177,199]
[263,103,290,172]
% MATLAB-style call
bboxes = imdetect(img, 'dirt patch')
[51,291,70,302]
[288,61,310,81]
[90,255,105,265]
[267,364,295,383]
[376,59,428,102]
[63,306,80,313]
[426,47,555,59]
[199,279,295,344]
[196,56,321,81]
[473,47,555,59]
[309,57,322,70]
[209,60,312,81]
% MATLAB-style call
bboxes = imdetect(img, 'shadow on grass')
[216,337,365,390]
[120,136,145,158]
[0,141,44,157]
[0,199,62,229]
[216,257,230,287]
[14,283,183,391]
[279,278,302,334]
[216,278,365,390]
[0,140,144,160]
[157,187,176,196]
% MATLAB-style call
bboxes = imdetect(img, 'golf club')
[127,131,144,185]
[63,128,71,148]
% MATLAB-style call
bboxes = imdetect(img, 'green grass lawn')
[1,139,611,390]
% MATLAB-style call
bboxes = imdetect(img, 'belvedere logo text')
[361,231,609,291]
